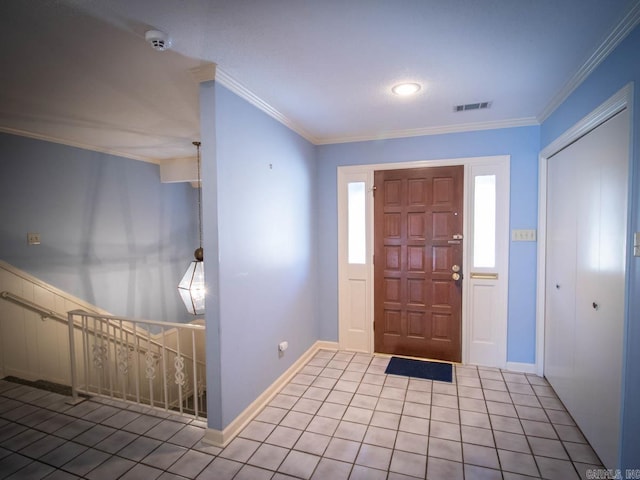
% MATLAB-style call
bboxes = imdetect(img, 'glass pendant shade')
[178,260,205,315]
[180,141,205,315]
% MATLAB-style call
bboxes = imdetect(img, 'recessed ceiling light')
[391,82,421,96]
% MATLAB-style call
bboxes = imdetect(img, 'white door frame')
[535,83,633,376]
[338,155,510,367]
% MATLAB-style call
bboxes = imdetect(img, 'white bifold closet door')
[545,108,629,469]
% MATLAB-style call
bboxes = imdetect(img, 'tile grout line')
[0,390,211,480]
[1,351,605,480]
[499,365,541,478]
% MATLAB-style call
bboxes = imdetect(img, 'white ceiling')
[1,0,639,163]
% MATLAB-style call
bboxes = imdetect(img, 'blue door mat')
[384,356,453,383]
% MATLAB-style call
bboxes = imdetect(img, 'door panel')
[374,166,463,362]
[544,109,628,469]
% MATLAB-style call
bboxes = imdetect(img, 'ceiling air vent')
[454,101,491,112]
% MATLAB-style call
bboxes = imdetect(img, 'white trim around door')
[338,155,510,368]
[535,82,634,377]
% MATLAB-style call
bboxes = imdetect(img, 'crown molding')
[214,68,319,144]
[540,82,632,158]
[538,2,640,122]
[315,117,540,145]
[213,69,538,146]
[0,126,161,164]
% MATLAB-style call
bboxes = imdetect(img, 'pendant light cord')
[193,141,203,251]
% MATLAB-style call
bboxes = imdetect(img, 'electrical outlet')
[27,233,41,245]
[512,229,537,242]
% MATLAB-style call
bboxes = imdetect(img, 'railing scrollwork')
[67,310,206,420]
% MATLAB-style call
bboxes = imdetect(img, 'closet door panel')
[544,149,577,412]
[573,110,628,468]
[545,109,628,469]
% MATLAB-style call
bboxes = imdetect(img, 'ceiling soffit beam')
[190,64,217,83]
[0,125,161,164]
[160,156,198,183]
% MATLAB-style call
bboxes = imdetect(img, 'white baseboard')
[2,367,41,382]
[505,361,537,374]
[1,367,70,386]
[203,340,338,448]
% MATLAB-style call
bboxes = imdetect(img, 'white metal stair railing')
[67,310,206,420]
[0,291,206,420]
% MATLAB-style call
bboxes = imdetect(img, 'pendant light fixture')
[178,141,205,315]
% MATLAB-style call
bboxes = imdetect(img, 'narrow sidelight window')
[473,175,496,268]
[348,182,366,264]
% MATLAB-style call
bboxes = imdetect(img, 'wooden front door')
[374,166,463,362]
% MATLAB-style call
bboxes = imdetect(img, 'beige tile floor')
[0,349,604,479]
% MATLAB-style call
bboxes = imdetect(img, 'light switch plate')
[27,232,41,245]
[634,232,640,257]
[512,229,537,242]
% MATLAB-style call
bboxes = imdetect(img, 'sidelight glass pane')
[474,175,496,268]
[348,182,366,264]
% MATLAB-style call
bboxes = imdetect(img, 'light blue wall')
[201,83,319,429]
[316,126,541,364]
[541,25,640,470]
[200,81,223,430]
[0,133,197,325]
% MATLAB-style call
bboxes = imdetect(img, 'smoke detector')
[145,30,172,51]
